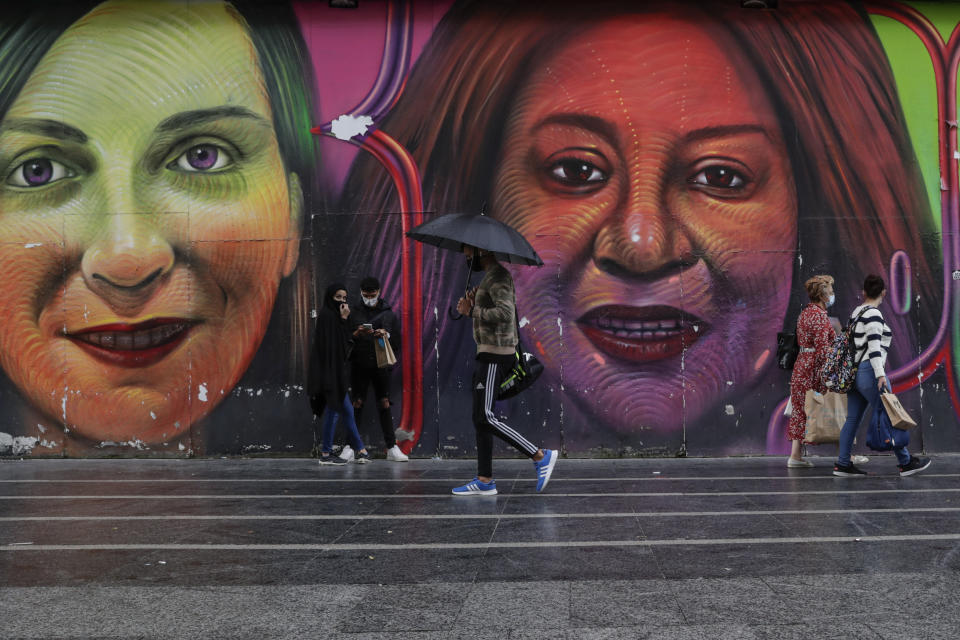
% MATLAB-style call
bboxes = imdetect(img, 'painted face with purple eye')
[6,157,74,188]
[173,143,232,172]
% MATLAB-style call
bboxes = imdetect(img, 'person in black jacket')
[309,283,371,464]
[350,277,408,461]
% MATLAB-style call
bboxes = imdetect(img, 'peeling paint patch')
[197,384,208,402]
[724,404,735,415]
[0,433,39,455]
[24,243,42,248]
[96,439,148,450]
[330,114,374,141]
[519,316,530,328]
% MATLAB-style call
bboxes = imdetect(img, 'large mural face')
[492,15,798,439]
[0,0,956,457]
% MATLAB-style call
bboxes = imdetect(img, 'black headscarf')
[322,282,348,313]
[308,283,352,411]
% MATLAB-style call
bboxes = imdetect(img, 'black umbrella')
[405,213,543,319]
[405,213,544,266]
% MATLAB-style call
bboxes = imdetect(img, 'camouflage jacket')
[472,263,519,354]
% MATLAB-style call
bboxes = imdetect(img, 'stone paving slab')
[2,455,959,638]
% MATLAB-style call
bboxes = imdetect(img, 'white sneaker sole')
[787,459,814,468]
[900,460,932,477]
[451,488,497,496]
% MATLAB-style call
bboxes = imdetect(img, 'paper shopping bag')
[881,392,917,430]
[803,390,847,444]
[375,336,397,368]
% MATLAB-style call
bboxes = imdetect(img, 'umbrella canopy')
[405,213,543,266]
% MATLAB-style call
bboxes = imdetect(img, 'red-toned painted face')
[493,15,797,437]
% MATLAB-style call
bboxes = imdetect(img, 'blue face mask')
[827,294,835,308]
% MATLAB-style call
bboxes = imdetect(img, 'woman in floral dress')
[787,275,837,467]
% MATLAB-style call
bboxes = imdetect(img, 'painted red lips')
[577,305,706,363]
[65,317,195,367]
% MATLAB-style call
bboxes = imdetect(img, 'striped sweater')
[850,304,891,379]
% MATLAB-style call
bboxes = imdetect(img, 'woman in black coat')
[309,283,370,464]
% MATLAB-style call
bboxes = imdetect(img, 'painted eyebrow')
[0,118,88,144]
[530,117,770,148]
[680,124,771,144]
[154,106,270,133]
[530,114,621,148]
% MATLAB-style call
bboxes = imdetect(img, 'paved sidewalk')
[2,454,959,639]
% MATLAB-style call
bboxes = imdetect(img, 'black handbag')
[496,308,544,400]
[776,329,799,370]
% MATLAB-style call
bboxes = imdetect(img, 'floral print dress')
[788,304,836,441]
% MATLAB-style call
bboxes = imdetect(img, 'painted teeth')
[588,317,699,340]
[595,318,685,331]
[76,324,188,351]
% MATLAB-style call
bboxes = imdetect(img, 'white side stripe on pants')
[484,362,538,455]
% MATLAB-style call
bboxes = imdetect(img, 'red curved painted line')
[370,130,424,454]
[308,127,425,453]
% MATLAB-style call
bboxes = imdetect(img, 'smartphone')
[362,323,373,330]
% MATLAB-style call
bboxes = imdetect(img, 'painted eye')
[171,144,232,173]
[548,159,607,186]
[690,165,747,190]
[6,158,74,187]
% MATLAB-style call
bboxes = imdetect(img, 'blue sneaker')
[451,477,497,496]
[534,449,558,492]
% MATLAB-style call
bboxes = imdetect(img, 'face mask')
[827,294,835,308]
[361,295,379,308]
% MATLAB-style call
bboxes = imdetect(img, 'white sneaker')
[787,457,814,468]
[386,445,409,462]
[339,445,355,462]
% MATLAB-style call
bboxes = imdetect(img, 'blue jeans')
[837,361,910,467]
[321,394,365,454]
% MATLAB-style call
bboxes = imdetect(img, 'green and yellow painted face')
[0,0,303,448]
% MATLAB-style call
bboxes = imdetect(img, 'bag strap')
[848,306,874,366]
[512,305,527,355]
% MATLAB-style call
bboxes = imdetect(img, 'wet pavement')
[2,454,959,639]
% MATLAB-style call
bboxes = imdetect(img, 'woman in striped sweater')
[834,275,931,477]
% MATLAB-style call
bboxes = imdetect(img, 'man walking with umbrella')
[452,244,558,495]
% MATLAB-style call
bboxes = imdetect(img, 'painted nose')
[81,213,175,311]
[593,208,697,280]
